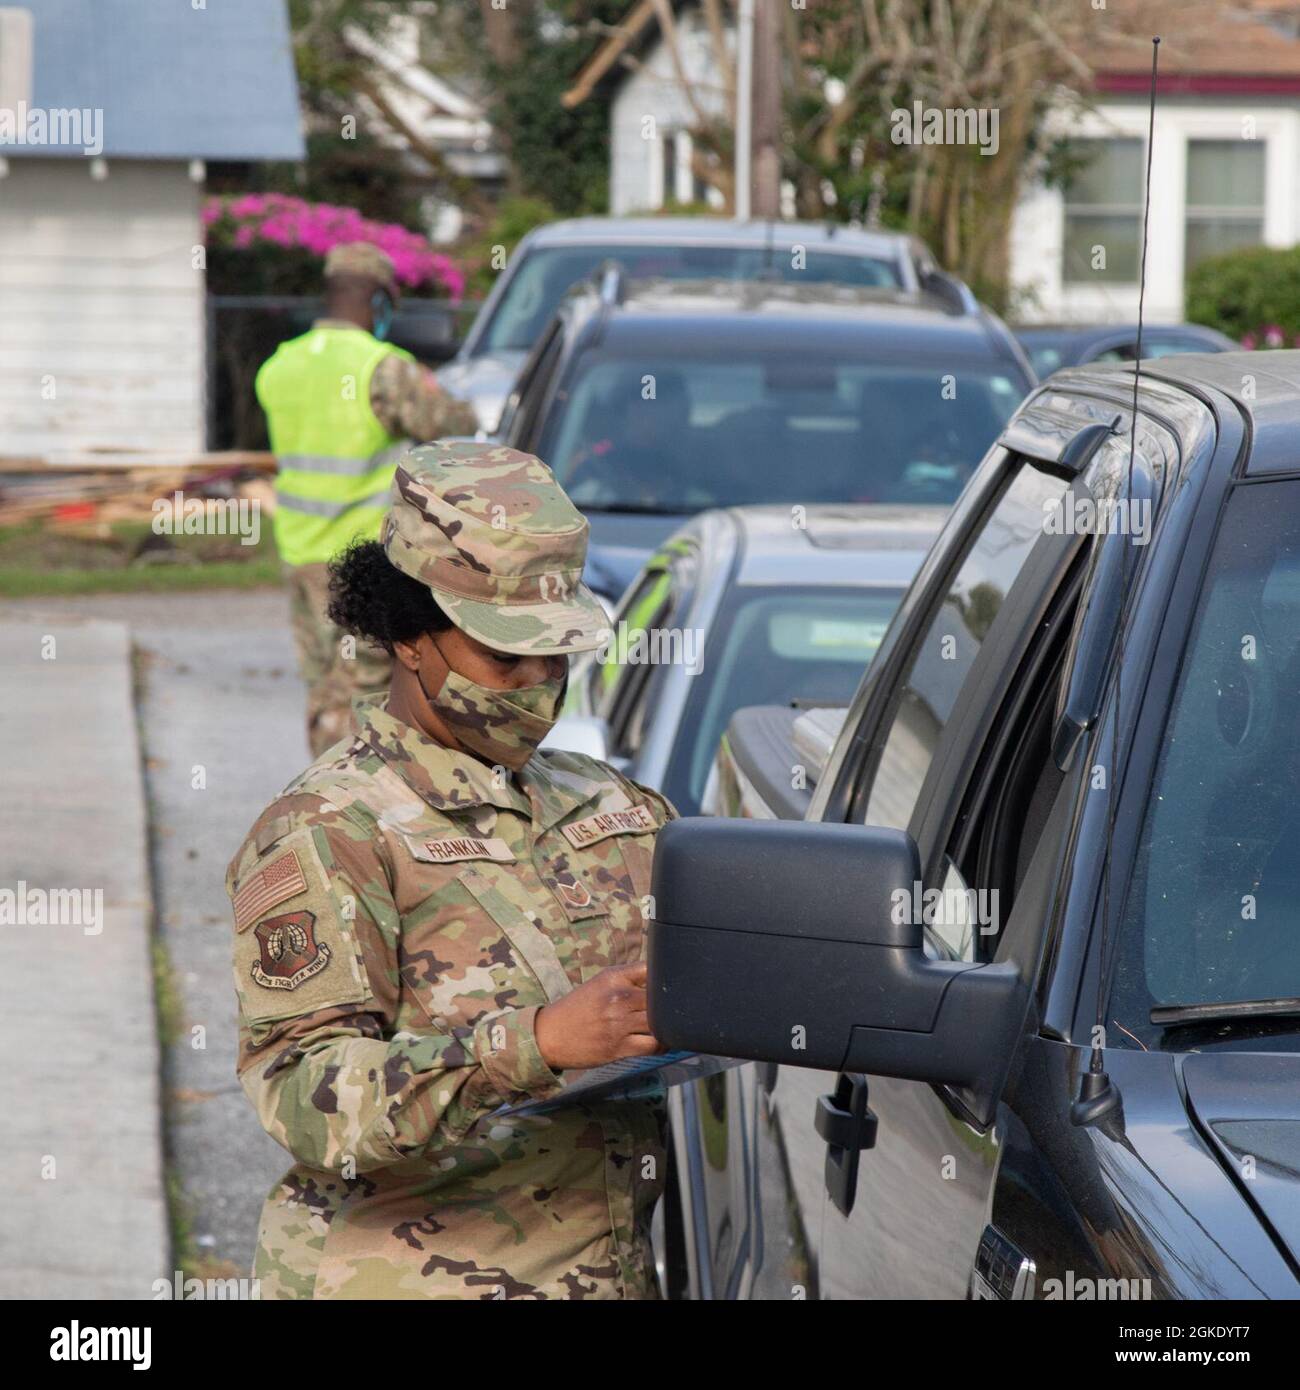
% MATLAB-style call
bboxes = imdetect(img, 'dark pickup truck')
[651,350,1300,1300]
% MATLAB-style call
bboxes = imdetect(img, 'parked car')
[542,505,943,815]
[437,216,982,432]
[500,268,1033,605]
[1015,321,1237,378]
[650,349,1300,1300]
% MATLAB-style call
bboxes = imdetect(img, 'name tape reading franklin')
[560,805,656,849]
[420,836,516,864]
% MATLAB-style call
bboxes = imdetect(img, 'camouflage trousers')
[286,563,392,757]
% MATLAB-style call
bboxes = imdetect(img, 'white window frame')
[1019,98,1296,322]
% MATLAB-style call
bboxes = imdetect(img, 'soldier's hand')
[534,963,662,1070]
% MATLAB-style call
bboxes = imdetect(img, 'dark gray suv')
[499,268,1034,604]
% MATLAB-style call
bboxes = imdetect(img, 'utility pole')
[750,0,782,219]
[734,0,753,220]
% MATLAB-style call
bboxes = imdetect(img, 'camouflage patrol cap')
[381,441,610,655]
[324,241,397,293]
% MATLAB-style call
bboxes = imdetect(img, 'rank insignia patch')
[557,878,593,910]
[251,911,331,991]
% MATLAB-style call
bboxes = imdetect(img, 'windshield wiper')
[1151,997,1300,1028]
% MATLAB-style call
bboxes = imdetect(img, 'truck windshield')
[479,244,904,353]
[541,349,1025,513]
[1115,478,1300,1042]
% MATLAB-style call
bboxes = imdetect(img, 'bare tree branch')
[650,0,714,133]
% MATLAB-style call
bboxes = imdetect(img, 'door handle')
[815,1073,878,1218]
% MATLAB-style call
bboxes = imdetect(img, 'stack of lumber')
[0,452,277,529]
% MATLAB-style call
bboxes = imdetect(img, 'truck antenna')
[1072,36,1160,1129]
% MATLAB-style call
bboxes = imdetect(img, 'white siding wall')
[1010,98,1300,324]
[609,13,732,215]
[0,159,205,456]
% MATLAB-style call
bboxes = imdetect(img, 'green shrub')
[1185,244,1300,347]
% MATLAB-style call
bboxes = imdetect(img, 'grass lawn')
[0,519,282,596]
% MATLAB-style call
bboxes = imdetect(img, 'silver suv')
[438,216,980,433]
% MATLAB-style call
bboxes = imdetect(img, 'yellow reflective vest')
[256,325,415,567]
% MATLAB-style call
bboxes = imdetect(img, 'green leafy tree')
[472,0,626,216]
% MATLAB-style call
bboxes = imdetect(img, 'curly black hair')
[327,540,452,652]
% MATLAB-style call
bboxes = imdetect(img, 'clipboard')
[497,1051,746,1118]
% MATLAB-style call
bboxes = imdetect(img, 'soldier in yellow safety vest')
[256,242,478,755]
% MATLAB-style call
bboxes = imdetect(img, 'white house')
[563,0,731,216]
[572,0,1300,327]
[342,7,506,243]
[1010,2,1300,324]
[0,0,303,459]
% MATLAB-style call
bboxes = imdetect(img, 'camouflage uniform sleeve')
[369,353,479,442]
[227,797,561,1174]
[614,771,679,825]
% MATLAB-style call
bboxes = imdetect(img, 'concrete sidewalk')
[0,618,168,1298]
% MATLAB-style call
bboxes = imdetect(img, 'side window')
[596,565,678,758]
[500,322,563,446]
[924,859,981,962]
[863,462,1069,834]
[920,550,1082,964]
[961,629,1074,963]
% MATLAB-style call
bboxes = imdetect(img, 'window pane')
[1115,481,1300,1030]
[662,135,675,203]
[482,245,906,351]
[924,859,980,963]
[864,464,1069,830]
[543,352,1025,513]
[1063,138,1143,208]
[1186,217,1264,271]
[663,587,901,814]
[1186,140,1265,209]
[594,569,672,715]
[1063,213,1140,283]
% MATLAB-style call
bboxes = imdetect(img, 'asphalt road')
[10,589,307,1277]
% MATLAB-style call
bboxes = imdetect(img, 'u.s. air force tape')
[560,805,656,849]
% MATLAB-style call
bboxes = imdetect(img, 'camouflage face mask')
[421,643,567,772]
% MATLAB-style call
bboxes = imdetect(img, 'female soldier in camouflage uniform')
[226,442,676,1299]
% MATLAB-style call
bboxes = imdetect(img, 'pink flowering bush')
[1239,324,1291,351]
[203,193,464,299]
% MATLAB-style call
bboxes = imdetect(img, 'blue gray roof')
[3,0,303,160]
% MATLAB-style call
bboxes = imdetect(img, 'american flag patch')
[234,849,308,933]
